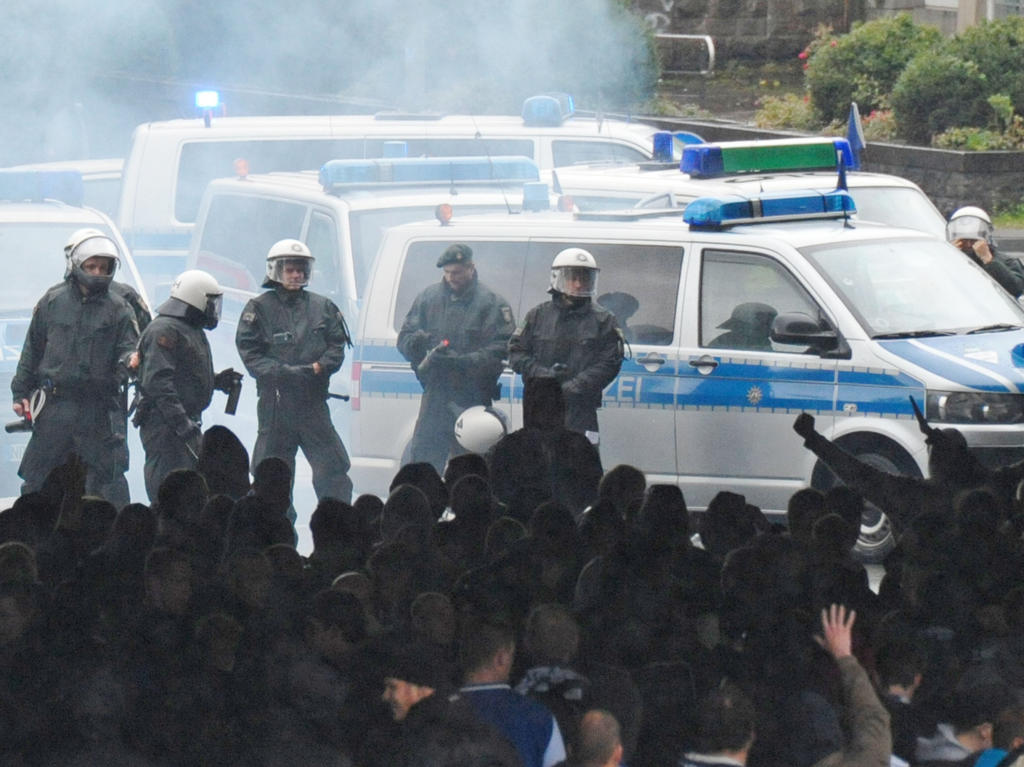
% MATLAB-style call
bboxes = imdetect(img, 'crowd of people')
[2,382,1024,767]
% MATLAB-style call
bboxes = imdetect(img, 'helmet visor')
[270,256,313,287]
[204,293,223,329]
[946,215,992,243]
[552,266,598,297]
[70,236,119,272]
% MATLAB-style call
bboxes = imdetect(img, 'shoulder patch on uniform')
[242,310,256,323]
[156,334,177,350]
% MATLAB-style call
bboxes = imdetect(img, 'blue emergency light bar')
[0,170,85,207]
[683,189,856,229]
[653,131,707,162]
[318,156,540,192]
[522,93,575,127]
[681,138,855,178]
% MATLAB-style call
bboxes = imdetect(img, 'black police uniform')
[397,249,515,473]
[12,278,138,507]
[236,285,353,504]
[134,312,215,502]
[508,293,624,440]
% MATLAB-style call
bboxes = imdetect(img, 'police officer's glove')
[214,367,243,394]
[551,363,572,382]
[280,364,314,382]
[175,419,203,458]
[406,329,431,358]
[793,412,817,441]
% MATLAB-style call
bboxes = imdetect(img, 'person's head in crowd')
[810,512,856,561]
[925,424,987,488]
[954,487,1003,542]
[224,493,295,557]
[197,424,251,500]
[263,542,303,582]
[522,376,566,430]
[692,681,756,763]
[945,682,1017,755]
[76,497,118,553]
[577,498,627,560]
[993,704,1024,754]
[786,487,826,546]
[143,546,193,616]
[484,516,528,562]
[331,570,380,635]
[309,497,350,550]
[700,491,759,562]
[381,640,453,720]
[443,452,489,490]
[635,484,689,551]
[529,500,578,558]
[459,617,516,683]
[101,502,157,558]
[874,638,925,701]
[410,591,457,649]
[0,580,41,647]
[0,541,38,585]
[821,486,862,552]
[155,468,209,544]
[251,457,292,515]
[448,473,496,528]
[522,602,580,666]
[381,484,434,542]
[571,709,623,767]
[353,492,384,534]
[367,541,418,622]
[305,588,367,661]
[900,508,955,569]
[223,547,274,611]
[597,464,646,521]
[194,611,244,673]
[390,462,447,520]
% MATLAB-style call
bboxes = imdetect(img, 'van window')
[390,138,534,159]
[196,195,306,291]
[551,140,649,167]
[393,241,531,332]
[700,250,818,353]
[306,212,341,297]
[523,242,684,345]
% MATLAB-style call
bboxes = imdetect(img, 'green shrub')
[804,14,940,125]
[950,17,1024,117]
[891,53,990,145]
[933,114,1024,150]
[754,93,819,131]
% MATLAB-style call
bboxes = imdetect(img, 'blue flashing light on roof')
[681,138,855,178]
[522,93,575,127]
[653,132,673,162]
[194,90,220,109]
[683,189,857,228]
[0,170,85,207]
[522,182,550,212]
[318,156,540,192]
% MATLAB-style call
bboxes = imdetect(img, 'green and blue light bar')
[319,156,540,192]
[0,170,85,207]
[681,138,855,178]
[683,189,856,229]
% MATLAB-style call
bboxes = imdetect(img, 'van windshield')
[802,237,1024,337]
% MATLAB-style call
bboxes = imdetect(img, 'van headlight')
[926,391,1024,424]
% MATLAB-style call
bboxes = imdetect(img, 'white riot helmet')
[454,406,508,454]
[946,206,993,244]
[64,228,119,294]
[550,247,599,298]
[264,238,314,288]
[160,270,223,329]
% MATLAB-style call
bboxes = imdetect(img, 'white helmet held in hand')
[265,238,314,288]
[946,206,993,243]
[166,269,223,329]
[550,247,599,298]
[454,406,508,454]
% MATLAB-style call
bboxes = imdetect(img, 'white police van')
[350,138,1024,558]
[0,170,152,507]
[554,136,948,238]
[119,93,662,293]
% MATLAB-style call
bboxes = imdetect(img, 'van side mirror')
[771,312,848,357]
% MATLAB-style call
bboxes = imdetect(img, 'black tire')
[811,436,921,563]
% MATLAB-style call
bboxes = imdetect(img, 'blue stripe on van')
[878,335,1024,393]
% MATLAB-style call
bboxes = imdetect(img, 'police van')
[119,93,663,292]
[554,136,948,238]
[0,170,152,507]
[350,139,1024,558]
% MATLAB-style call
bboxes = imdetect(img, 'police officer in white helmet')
[134,269,237,501]
[509,247,624,446]
[947,206,1024,298]
[236,239,353,504]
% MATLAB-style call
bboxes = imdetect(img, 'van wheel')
[810,436,921,563]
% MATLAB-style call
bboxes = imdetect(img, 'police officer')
[947,206,1024,298]
[508,247,624,445]
[64,229,152,335]
[397,243,516,473]
[12,231,139,508]
[134,269,237,502]
[236,239,353,503]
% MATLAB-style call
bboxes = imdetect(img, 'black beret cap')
[437,243,473,268]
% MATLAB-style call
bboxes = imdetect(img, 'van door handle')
[689,355,719,375]
[636,352,666,372]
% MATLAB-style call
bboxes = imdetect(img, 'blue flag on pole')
[846,102,865,170]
